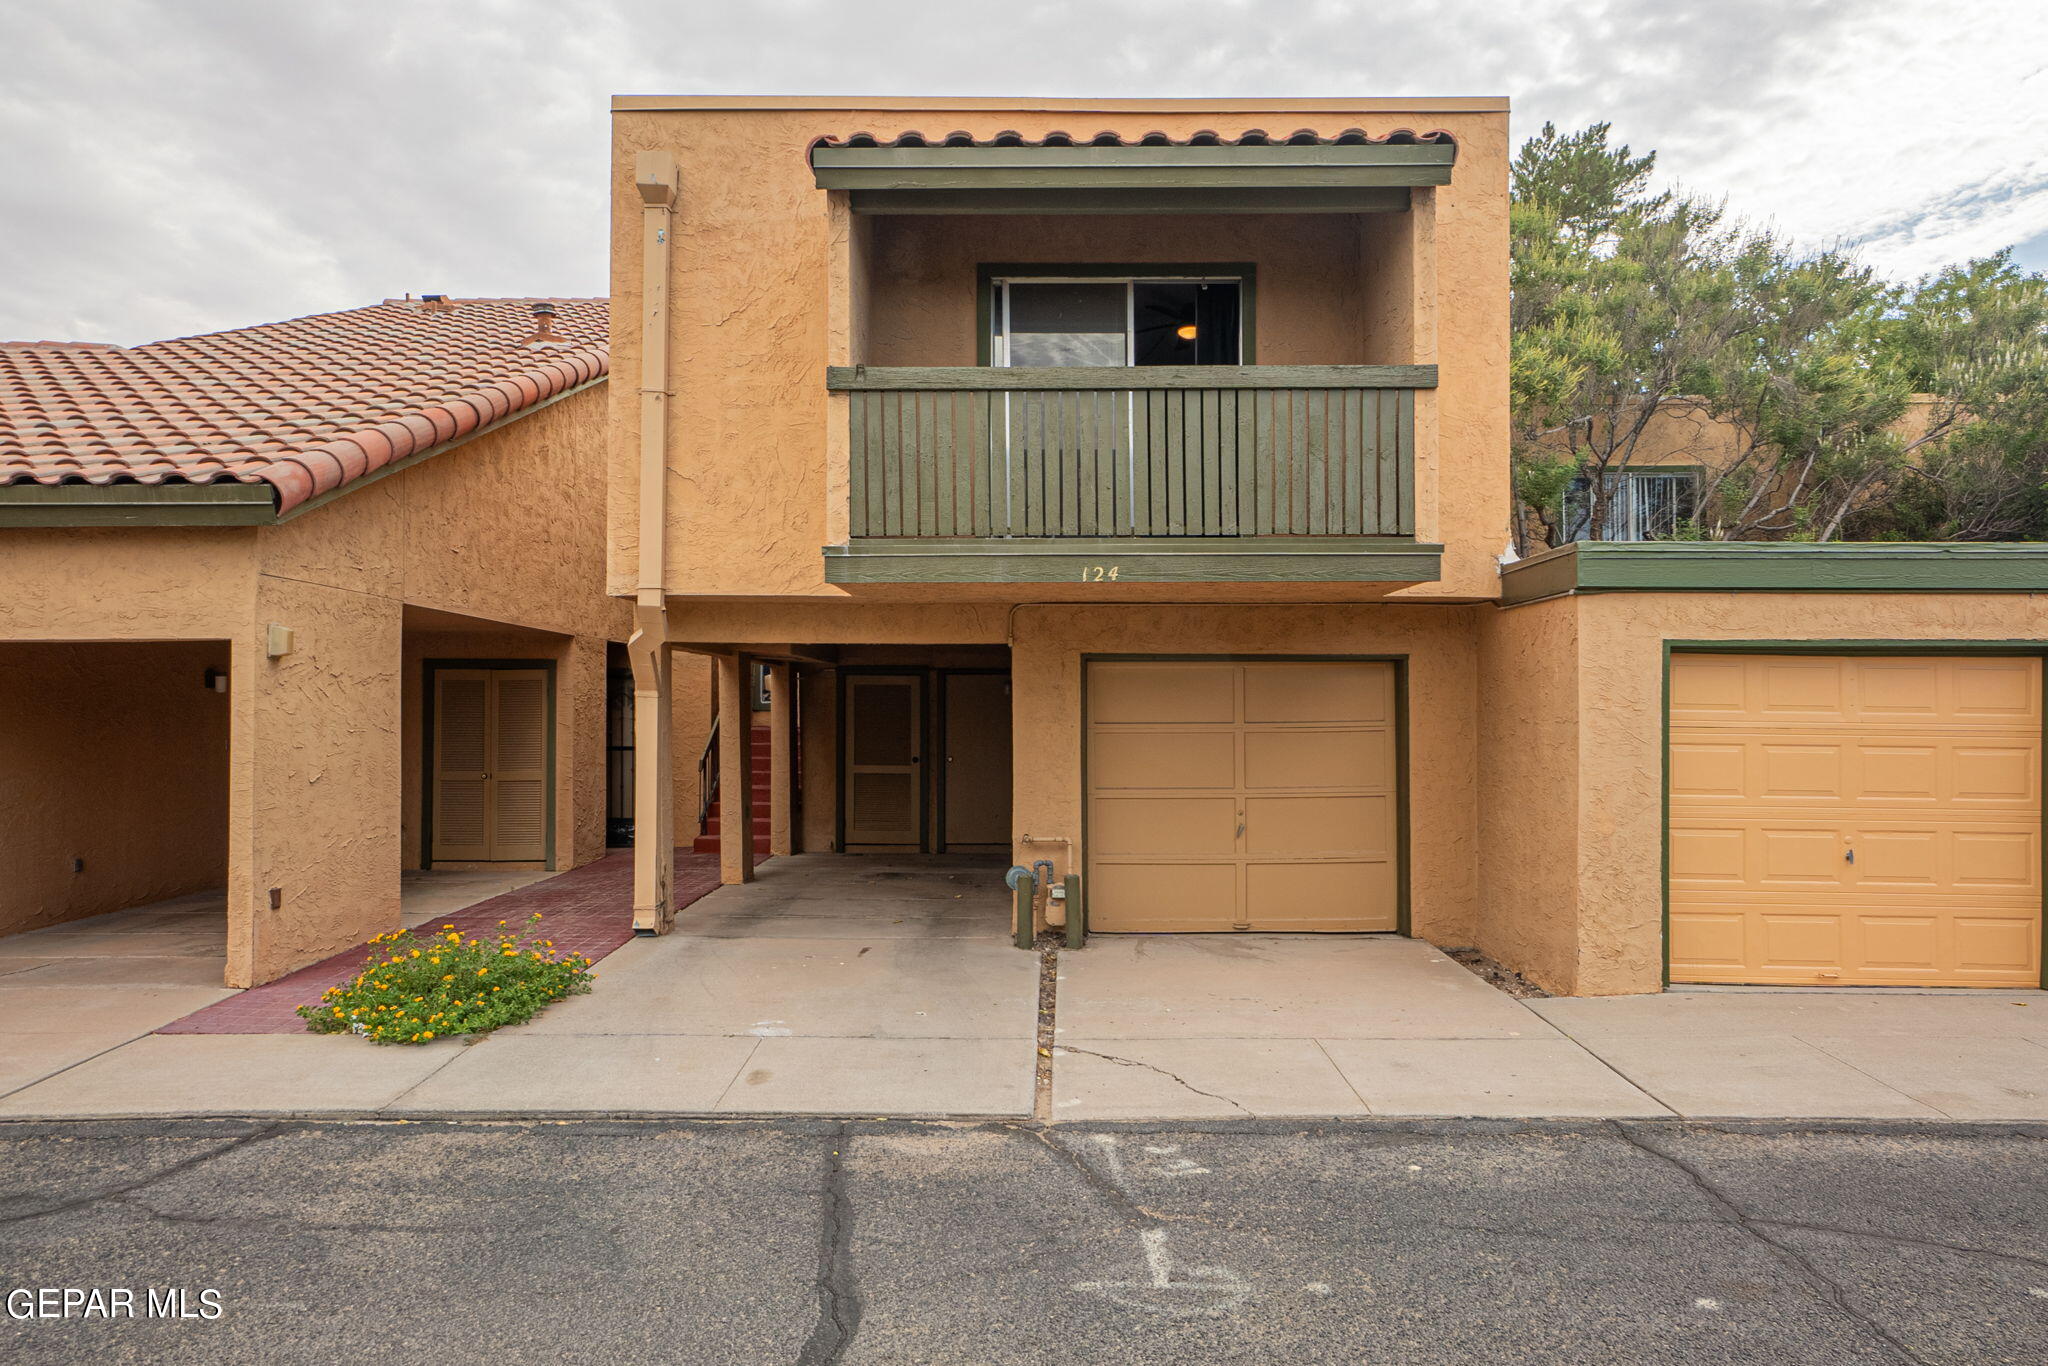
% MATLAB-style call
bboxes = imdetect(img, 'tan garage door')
[1669,653,2041,987]
[1085,660,1399,932]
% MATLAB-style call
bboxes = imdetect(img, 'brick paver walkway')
[159,849,725,1035]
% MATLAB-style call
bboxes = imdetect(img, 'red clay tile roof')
[0,298,608,514]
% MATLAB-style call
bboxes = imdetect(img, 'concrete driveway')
[1053,935,2048,1121]
[5,858,2046,1122]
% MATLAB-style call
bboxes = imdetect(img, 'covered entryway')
[1085,659,1401,932]
[1669,652,2043,987]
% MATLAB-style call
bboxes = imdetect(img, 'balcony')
[823,365,1440,584]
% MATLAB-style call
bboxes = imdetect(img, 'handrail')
[696,712,721,830]
[827,363,1437,391]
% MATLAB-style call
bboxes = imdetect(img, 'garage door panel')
[1857,916,1939,971]
[1245,795,1388,857]
[1087,660,1399,933]
[1761,744,1846,798]
[1670,653,2041,987]
[1858,661,1942,718]
[1670,825,1748,883]
[1246,861,1397,932]
[1669,656,1747,715]
[1859,746,1941,801]
[1090,662,1235,724]
[1243,729,1389,789]
[1953,747,2037,805]
[1757,913,1843,969]
[1669,911,1748,969]
[1952,830,2037,889]
[1089,863,1240,932]
[1242,662,1389,724]
[1092,796,1237,856]
[1758,828,1849,885]
[1759,659,1846,717]
[1091,730,1235,790]
[1953,916,2039,974]
[1670,743,1747,800]
[1954,660,2039,720]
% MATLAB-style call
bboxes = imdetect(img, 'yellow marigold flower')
[410,949,421,958]
[422,1031,434,1040]
[442,974,454,982]
[477,967,488,976]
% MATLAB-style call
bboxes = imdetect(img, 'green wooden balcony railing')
[826,365,1431,541]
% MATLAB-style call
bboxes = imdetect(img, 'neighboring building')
[0,299,638,986]
[611,95,2047,997]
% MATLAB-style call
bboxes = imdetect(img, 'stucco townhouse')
[4,97,2042,1005]
[0,298,709,987]
[613,95,2047,997]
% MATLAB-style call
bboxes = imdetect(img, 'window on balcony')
[992,276,1244,367]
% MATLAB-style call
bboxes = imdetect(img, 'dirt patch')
[1444,947,1551,998]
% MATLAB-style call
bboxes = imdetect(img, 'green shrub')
[299,913,593,1044]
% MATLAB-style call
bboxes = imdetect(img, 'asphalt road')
[2,1117,2045,1365]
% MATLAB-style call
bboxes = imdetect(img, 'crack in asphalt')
[1056,1046,1255,1118]
[0,1124,284,1227]
[1610,1122,1934,1366]
[794,1123,863,1366]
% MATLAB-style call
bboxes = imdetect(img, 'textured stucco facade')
[1478,589,2048,995]
[0,383,635,986]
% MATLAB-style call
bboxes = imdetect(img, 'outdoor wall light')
[265,623,295,659]
[202,668,227,693]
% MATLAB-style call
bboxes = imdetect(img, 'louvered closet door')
[432,668,551,862]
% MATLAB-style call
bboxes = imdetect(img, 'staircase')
[692,725,773,855]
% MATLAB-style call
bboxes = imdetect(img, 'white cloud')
[1,0,2042,343]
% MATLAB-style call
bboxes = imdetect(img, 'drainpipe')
[630,150,679,935]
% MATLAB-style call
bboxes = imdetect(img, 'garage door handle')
[1844,848,1854,864]
[1236,815,1246,839]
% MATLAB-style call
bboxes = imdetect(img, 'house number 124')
[1081,565,1121,581]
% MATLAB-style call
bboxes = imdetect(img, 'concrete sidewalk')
[2,859,2045,1121]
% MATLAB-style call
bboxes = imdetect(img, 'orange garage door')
[1085,660,1399,932]
[1669,654,2041,987]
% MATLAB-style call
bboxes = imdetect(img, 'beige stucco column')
[629,148,680,934]
[767,660,794,857]
[227,581,402,987]
[717,653,757,884]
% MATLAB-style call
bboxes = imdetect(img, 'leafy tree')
[1510,127,2048,547]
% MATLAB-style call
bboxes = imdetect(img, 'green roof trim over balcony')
[811,137,1456,214]
[824,537,1444,584]
[1499,541,2048,605]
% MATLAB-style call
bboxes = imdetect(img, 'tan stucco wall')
[608,100,1510,603]
[1481,589,2048,996]
[1474,596,1580,992]
[0,384,626,985]
[0,641,232,937]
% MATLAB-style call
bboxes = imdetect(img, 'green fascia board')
[827,364,1437,392]
[1500,540,2048,604]
[0,480,277,527]
[812,142,1457,192]
[823,537,1443,584]
[849,186,1413,215]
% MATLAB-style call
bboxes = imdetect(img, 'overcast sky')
[2,0,2044,346]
